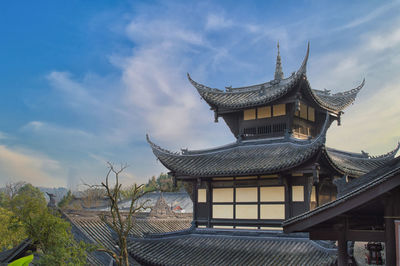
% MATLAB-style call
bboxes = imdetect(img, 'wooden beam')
[310,229,385,241]
[385,196,396,265]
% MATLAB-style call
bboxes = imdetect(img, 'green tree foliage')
[144,173,184,192]
[0,207,26,251]
[2,183,91,265]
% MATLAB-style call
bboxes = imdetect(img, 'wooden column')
[193,181,198,227]
[385,195,396,265]
[337,231,348,266]
[207,181,212,228]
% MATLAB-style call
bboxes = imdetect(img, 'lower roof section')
[147,130,327,178]
[147,129,399,178]
[128,229,337,266]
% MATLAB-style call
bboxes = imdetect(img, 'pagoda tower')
[147,43,399,229]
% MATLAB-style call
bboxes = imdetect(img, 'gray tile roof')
[128,230,337,266]
[148,112,398,178]
[188,43,363,113]
[0,239,33,264]
[187,44,308,110]
[148,135,324,177]
[307,79,364,113]
[323,143,399,177]
[147,112,328,177]
[148,113,398,178]
[64,210,191,265]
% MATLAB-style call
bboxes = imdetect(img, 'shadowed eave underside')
[188,43,364,113]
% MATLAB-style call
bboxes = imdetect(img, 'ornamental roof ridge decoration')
[274,41,284,80]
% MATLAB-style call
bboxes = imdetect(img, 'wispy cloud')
[4,1,398,188]
[0,145,65,187]
[206,14,233,30]
[336,1,400,31]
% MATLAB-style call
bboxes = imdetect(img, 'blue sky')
[0,1,400,189]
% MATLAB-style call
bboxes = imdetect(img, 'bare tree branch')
[95,162,151,266]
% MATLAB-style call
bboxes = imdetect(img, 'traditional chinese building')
[147,43,399,231]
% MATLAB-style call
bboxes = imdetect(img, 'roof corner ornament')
[298,42,310,76]
[214,109,219,123]
[337,111,343,126]
[46,192,57,209]
[361,150,369,158]
[274,41,284,81]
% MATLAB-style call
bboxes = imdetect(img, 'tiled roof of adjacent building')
[0,239,34,264]
[64,210,192,265]
[188,43,364,113]
[128,229,337,266]
[323,143,400,177]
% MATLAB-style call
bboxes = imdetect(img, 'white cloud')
[367,27,400,51]
[35,1,400,188]
[336,1,400,30]
[311,21,400,154]
[206,14,233,30]
[0,145,65,187]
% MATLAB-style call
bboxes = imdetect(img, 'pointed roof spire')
[274,41,284,80]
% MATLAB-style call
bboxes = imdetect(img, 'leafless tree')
[81,186,106,208]
[5,181,26,200]
[97,162,149,266]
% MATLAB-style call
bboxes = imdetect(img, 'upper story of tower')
[188,43,364,141]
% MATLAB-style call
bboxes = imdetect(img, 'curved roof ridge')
[146,134,180,156]
[187,43,310,95]
[369,142,400,159]
[297,41,309,75]
[306,79,365,112]
[326,142,399,160]
[323,142,400,177]
[187,72,296,95]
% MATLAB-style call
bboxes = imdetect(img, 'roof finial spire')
[274,41,284,80]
